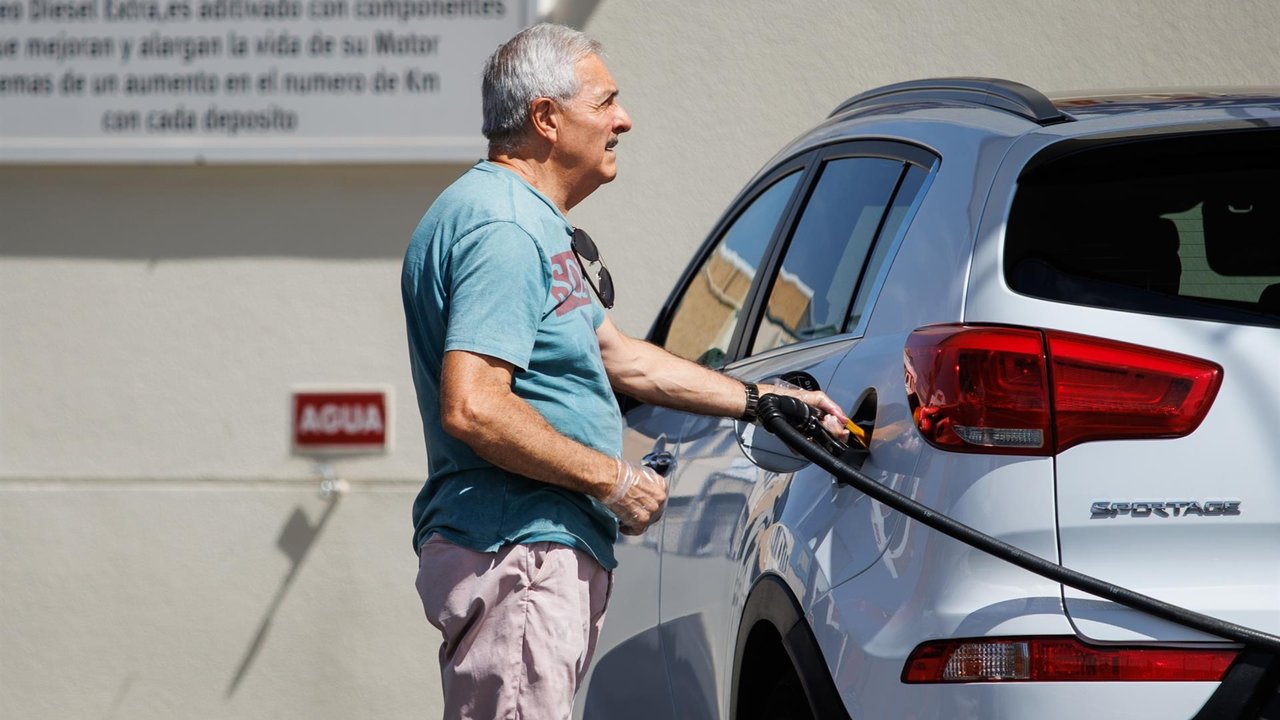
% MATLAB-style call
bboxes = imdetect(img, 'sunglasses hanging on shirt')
[571,228,615,309]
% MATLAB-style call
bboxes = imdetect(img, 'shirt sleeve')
[591,296,606,329]
[443,221,549,371]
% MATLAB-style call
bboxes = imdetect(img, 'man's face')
[553,53,632,191]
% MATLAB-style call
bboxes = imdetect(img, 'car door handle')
[642,450,675,477]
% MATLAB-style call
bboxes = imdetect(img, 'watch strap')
[740,382,759,423]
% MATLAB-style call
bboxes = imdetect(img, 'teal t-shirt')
[401,161,624,569]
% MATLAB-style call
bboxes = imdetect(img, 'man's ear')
[529,97,559,143]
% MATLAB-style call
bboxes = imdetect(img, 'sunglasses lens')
[573,229,600,263]
[571,227,614,308]
[598,266,615,308]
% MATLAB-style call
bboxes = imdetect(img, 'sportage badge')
[1091,500,1241,519]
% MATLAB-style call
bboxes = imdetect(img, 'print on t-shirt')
[550,250,593,316]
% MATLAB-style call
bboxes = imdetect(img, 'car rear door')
[649,141,936,716]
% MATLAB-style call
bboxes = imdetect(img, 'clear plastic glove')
[604,458,668,535]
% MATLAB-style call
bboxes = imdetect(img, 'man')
[402,23,847,719]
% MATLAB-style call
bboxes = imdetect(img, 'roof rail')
[830,77,1071,125]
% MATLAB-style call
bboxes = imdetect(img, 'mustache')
[606,137,619,149]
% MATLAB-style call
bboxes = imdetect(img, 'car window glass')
[751,157,904,355]
[662,171,802,368]
[846,165,930,331]
[1005,131,1280,328]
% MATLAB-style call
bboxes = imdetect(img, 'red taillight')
[905,326,1050,455]
[1047,332,1222,450]
[904,325,1222,455]
[902,636,1238,683]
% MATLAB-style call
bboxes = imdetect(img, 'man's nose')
[614,103,633,134]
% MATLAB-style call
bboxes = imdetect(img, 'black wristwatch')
[740,382,759,423]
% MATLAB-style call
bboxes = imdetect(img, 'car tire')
[761,672,814,720]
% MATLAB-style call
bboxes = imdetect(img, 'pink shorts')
[416,535,612,720]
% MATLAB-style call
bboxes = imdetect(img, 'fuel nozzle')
[757,393,856,459]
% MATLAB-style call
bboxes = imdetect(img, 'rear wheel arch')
[730,574,852,720]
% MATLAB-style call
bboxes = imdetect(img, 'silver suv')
[576,78,1280,720]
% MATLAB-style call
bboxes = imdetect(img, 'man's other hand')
[603,459,668,535]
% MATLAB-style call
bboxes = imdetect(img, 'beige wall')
[0,164,455,718]
[0,485,430,719]
[5,1,1280,717]
[1,164,458,481]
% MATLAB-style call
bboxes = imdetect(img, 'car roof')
[757,78,1280,181]
[1050,88,1280,120]
[825,77,1280,128]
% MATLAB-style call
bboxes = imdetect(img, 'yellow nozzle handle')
[845,419,868,447]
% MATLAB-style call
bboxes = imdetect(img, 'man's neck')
[487,153,579,216]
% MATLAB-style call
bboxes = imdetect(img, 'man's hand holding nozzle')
[761,383,851,442]
[603,458,668,535]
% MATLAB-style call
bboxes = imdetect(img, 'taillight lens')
[905,326,1050,455]
[904,325,1222,455]
[1048,332,1222,450]
[902,636,1238,683]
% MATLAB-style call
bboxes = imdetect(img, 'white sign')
[0,0,534,162]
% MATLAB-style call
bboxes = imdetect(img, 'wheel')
[760,672,814,720]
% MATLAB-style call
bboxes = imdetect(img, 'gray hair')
[482,24,603,153]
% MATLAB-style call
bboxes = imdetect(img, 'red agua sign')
[292,389,389,453]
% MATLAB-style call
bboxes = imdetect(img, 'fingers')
[765,384,850,425]
[806,390,849,424]
[820,413,851,441]
[605,460,669,534]
[630,467,667,529]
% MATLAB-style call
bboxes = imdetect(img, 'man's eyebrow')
[591,88,618,105]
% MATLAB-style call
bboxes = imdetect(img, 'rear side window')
[750,157,905,355]
[846,165,929,332]
[1005,130,1280,326]
[662,171,802,368]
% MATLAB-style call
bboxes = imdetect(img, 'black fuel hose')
[756,392,1280,654]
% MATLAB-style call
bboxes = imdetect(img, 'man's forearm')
[441,354,616,500]
[450,392,616,498]
[603,332,748,418]
[596,318,850,430]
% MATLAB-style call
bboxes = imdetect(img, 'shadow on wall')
[0,163,470,260]
[227,493,342,696]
